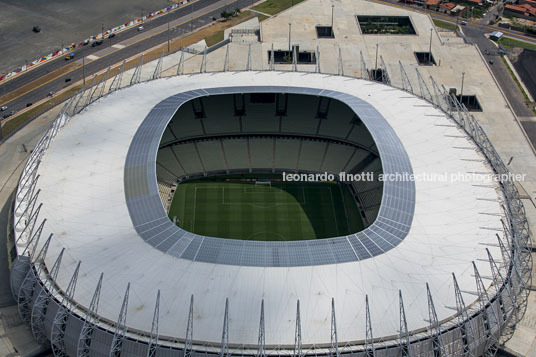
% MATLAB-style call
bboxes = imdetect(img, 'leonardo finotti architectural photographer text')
[282,171,526,183]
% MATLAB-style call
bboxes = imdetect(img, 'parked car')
[65,53,75,60]
[91,40,103,47]
[48,91,55,97]
[109,33,115,38]
[0,106,7,111]
[26,103,33,107]
[65,78,71,82]
[82,39,90,46]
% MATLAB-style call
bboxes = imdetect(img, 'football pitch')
[168,178,364,241]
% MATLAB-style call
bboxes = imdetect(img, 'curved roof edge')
[124,85,415,267]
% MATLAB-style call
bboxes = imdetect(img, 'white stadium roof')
[20,71,504,347]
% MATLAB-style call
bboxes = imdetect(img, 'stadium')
[6,2,534,355]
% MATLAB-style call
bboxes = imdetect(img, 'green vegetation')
[498,37,536,52]
[168,177,364,241]
[256,14,270,22]
[357,16,416,35]
[203,10,255,46]
[433,19,457,31]
[252,0,306,16]
[205,31,225,46]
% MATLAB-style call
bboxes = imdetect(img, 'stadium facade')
[7,50,532,357]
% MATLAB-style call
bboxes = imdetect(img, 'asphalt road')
[462,25,534,118]
[0,0,254,118]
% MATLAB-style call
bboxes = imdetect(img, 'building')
[440,2,467,15]
[8,0,532,355]
[425,0,442,11]
[504,3,536,19]
[490,30,504,40]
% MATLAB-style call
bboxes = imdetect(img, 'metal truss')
[84,75,98,107]
[257,300,265,357]
[30,248,65,344]
[201,47,207,73]
[14,183,39,231]
[472,262,500,356]
[109,60,125,93]
[379,56,390,85]
[426,283,446,357]
[147,290,161,357]
[399,61,413,94]
[220,298,229,357]
[90,67,110,103]
[224,45,230,72]
[315,45,320,73]
[294,300,302,357]
[269,44,275,71]
[130,55,144,85]
[360,51,369,80]
[17,159,41,203]
[292,46,298,72]
[51,261,81,357]
[11,218,45,300]
[11,219,45,298]
[184,295,194,357]
[365,295,375,357]
[72,85,89,114]
[415,68,433,103]
[247,44,252,71]
[452,273,476,357]
[178,50,185,75]
[16,203,42,250]
[487,248,518,341]
[398,291,411,357]
[18,234,52,324]
[77,272,104,357]
[330,298,339,357]
[97,67,111,99]
[337,48,343,76]
[153,51,164,80]
[109,283,130,356]
[429,75,447,109]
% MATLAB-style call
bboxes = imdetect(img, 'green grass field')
[168,178,363,241]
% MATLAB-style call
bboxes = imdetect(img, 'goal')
[255,180,271,187]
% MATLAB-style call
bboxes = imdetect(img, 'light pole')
[167,21,170,53]
[375,43,378,71]
[190,2,194,32]
[82,56,86,87]
[331,4,334,28]
[460,72,465,98]
[288,23,292,52]
[429,28,433,64]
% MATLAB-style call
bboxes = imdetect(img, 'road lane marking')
[1,0,239,107]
